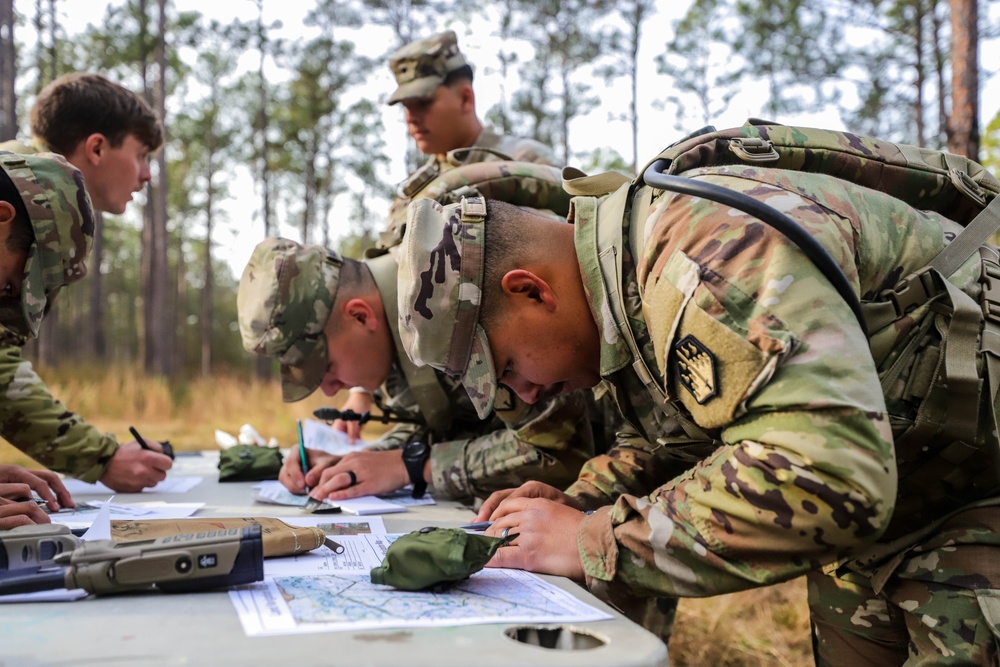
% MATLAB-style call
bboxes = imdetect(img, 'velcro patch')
[673,335,718,404]
[668,304,774,428]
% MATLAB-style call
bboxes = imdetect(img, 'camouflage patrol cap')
[397,196,497,419]
[237,237,342,402]
[0,151,95,338]
[387,30,469,105]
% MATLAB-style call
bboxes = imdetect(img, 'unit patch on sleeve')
[673,334,718,405]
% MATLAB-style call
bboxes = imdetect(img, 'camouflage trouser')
[809,506,1000,665]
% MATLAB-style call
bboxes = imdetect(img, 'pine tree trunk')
[85,211,106,358]
[0,0,16,141]
[948,0,980,158]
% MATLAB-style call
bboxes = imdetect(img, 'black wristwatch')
[402,440,431,498]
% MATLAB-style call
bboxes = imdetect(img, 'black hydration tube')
[641,159,867,334]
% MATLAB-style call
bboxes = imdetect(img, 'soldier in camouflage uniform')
[0,152,139,519]
[397,158,1000,664]
[0,76,172,494]
[378,29,559,251]
[329,30,564,440]
[237,237,594,505]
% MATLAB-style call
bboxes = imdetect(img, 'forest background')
[0,1,998,664]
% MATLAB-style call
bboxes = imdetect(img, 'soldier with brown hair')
[1,72,163,215]
[0,74,172,493]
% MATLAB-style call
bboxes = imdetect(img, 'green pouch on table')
[370,526,514,591]
[218,445,284,482]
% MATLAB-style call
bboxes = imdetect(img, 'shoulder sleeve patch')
[669,303,775,429]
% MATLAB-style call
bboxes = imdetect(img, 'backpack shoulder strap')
[585,184,717,447]
[365,252,453,434]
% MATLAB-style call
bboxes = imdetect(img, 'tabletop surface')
[0,452,668,667]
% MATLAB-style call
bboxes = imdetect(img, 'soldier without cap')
[237,237,594,505]
[397,179,1000,663]
[0,73,172,493]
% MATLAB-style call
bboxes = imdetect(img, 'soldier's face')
[401,84,473,156]
[78,134,152,215]
[318,300,394,395]
[483,271,602,405]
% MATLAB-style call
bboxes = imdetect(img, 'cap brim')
[388,78,443,105]
[280,335,329,403]
[459,323,497,419]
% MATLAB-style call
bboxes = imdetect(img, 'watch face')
[404,441,428,461]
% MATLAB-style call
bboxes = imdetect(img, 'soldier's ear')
[458,82,474,112]
[344,297,378,331]
[80,133,108,165]
[501,269,556,312]
[0,200,15,226]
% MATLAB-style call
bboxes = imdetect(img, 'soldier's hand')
[484,497,586,581]
[476,480,582,522]
[311,450,410,502]
[99,442,172,493]
[0,464,74,511]
[333,391,373,444]
[279,447,339,494]
[0,495,51,529]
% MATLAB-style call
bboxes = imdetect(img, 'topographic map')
[231,533,611,636]
[277,569,596,626]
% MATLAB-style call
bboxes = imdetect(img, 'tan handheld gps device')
[0,524,264,596]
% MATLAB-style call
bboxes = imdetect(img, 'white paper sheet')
[48,501,205,532]
[230,534,613,636]
[253,480,432,514]
[61,476,203,495]
[301,419,366,455]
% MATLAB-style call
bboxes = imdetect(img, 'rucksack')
[378,151,573,249]
[568,119,1000,538]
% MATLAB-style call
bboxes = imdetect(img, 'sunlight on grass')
[671,578,813,666]
[0,363,388,465]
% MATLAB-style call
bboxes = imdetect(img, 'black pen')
[129,425,174,460]
[129,425,151,450]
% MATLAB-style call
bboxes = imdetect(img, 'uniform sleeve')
[578,171,899,602]
[0,337,118,482]
[430,390,595,500]
[565,425,695,511]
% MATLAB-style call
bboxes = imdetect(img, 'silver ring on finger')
[500,527,511,540]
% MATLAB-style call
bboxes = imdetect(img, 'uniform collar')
[570,197,633,378]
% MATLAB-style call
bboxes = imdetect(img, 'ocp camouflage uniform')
[237,238,594,502]
[396,159,1000,662]
[378,29,560,250]
[0,151,114,482]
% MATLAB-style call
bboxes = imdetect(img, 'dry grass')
[0,364,814,662]
[0,363,386,468]
[671,578,813,666]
